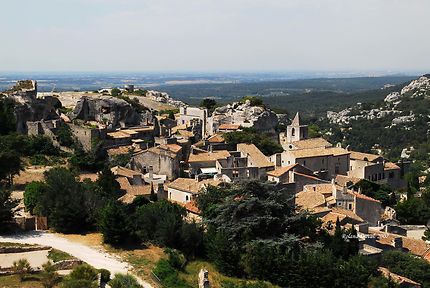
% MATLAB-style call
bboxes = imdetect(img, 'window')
[303,160,306,166]
[389,172,394,179]
[292,128,295,136]
[186,195,189,201]
[348,203,352,210]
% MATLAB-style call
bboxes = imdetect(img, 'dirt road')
[0,231,152,288]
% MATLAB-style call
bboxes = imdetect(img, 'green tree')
[199,98,217,112]
[180,221,204,260]
[395,197,430,225]
[99,201,130,245]
[40,261,60,288]
[0,97,16,135]
[97,167,120,199]
[0,149,21,184]
[62,264,98,288]
[149,183,157,202]
[240,96,263,106]
[109,273,142,288]
[24,181,47,215]
[12,258,32,281]
[0,189,18,232]
[55,124,74,147]
[423,227,430,241]
[111,88,122,97]
[41,168,90,233]
[133,200,185,247]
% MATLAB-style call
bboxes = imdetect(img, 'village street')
[0,231,152,288]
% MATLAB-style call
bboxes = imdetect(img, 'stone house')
[131,145,181,180]
[296,182,383,226]
[167,178,222,204]
[267,163,328,193]
[236,143,274,180]
[188,149,231,177]
[348,151,406,189]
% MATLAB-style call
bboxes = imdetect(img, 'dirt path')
[0,231,152,288]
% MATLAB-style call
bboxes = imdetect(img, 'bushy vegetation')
[24,167,120,233]
[223,127,283,156]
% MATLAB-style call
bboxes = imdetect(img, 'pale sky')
[1,0,429,72]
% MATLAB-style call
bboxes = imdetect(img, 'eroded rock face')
[70,96,143,128]
[4,80,37,104]
[3,80,61,133]
[211,100,279,132]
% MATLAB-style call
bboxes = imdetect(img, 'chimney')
[392,237,403,249]
[148,166,154,181]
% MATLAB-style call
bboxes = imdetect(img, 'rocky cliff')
[327,75,430,128]
[210,100,279,132]
[70,96,149,128]
[2,80,61,133]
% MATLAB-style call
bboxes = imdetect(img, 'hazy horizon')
[1,0,430,72]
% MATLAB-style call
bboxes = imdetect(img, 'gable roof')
[384,162,400,170]
[188,150,230,163]
[292,138,332,150]
[322,208,364,224]
[267,164,298,177]
[218,124,240,130]
[289,147,350,159]
[378,267,421,287]
[117,177,152,204]
[349,151,382,162]
[207,133,225,144]
[111,166,143,178]
[295,190,326,210]
[237,143,274,168]
[167,178,222,194]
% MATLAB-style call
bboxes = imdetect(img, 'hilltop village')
[1,79,430,287]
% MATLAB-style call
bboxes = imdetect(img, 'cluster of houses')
[8,81,429,281]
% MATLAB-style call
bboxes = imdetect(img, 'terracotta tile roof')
[322,208,364,224]
[117,177,152,204]
[378,267,421,287]
[107,145,136,156]
[185,201,200,214]
[178,130,194,138]
[292,138,332,150]
[295,190,326,210]
[237,143,274,168]
[267,164,297,177]
[304,183,335,196]
[335,174,361,187]
[172,124,187,134]
[289,147,350,159]
[354,192,381,203]
[107,131,131,139]
[164,144,182,154]
[111,166,143,178]
[370,229,430,260]
[79,173,99,182]
[384,162,400,170]
[218,124,240,130]
[135,146,179,158]
[167,178,222,194]
[188,150,230,163]
[349,151,382,162]
[293,171,323,181]
[207,133,225,143]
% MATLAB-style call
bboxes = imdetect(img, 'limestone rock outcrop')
[70,96,144,128]
[210,100,278,132]
[2,80,61,133]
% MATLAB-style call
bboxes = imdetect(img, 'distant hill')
[154,76,416,115]
[319,75,430,162]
